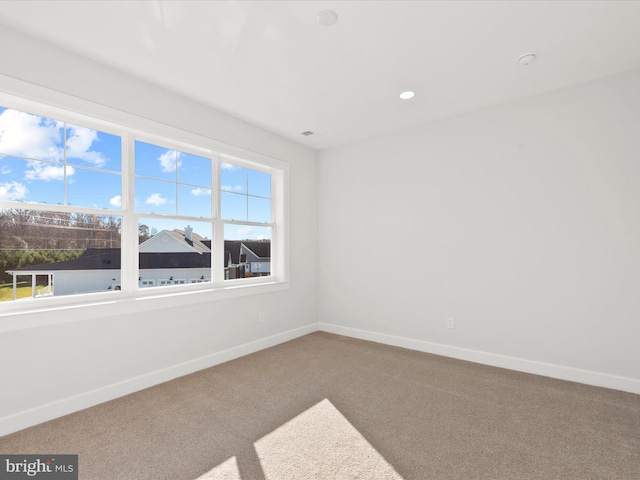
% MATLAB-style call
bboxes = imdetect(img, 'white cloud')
[24,163,75,182]
[66,126,107,167]
[0,109,111,169]
[191,187,212,196]
[235,226,254,237]
[0,164,11,175]
[221,162,238,170]
[159,150,181,173]
[109,195,122,207]
[146,193,167,206]
[0,181,28,201]
[0,109,62,161]
[221,185,243,192]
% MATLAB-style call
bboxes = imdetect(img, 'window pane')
[0,106,63,162]
[248,169,271,198]
[135,177,176,214]
[66,168,122,210]
[138,219,211,287]
[1,157,63,205]
[1,107,123,209]
[223,224,271,279]
[221,164,271,222]
[178,152,212,188]
[65,124,122,172]
[221,191,247,221]
[135,141,178,181]
[0,209,121,301]
[248,196,271,223]
[221,163,247,194]
[135,142,212,219]
[178,184,211,218]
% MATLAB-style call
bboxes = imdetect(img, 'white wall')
[0,26,318,435]
[319,68,640,393]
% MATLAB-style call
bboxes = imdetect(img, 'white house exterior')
[136,227,212,287]
[240,242,271,275]
[5,228,271,300]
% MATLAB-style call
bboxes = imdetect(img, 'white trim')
[0,281,290,333]
[0,322,315,437]
[318,323,640,395]
[0,74,290,172]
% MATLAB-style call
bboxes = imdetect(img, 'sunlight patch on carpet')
[195,456,241,480]
[254,398,404,479]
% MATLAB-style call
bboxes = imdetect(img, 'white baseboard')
[4,321,637,438]
[0,323,317,437]
[318,322,640,395]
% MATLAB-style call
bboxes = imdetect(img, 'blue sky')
[219,163,272,241]
[135,141,213,217]
[0,106,122,208]
[220,162,271,224]
[140,160,273,241]
[0,106,272,241]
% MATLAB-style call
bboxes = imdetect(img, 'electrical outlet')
[446,317,455,329]
[259,312,266,323]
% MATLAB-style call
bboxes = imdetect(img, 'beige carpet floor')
[1,332,639,479]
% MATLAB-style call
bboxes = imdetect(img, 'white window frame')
[0,86,289,326]
[218,154,276,284]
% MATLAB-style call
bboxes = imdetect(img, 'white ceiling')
[1,1,640,150]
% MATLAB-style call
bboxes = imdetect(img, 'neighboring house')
[224,240,271,279]
[242,241,271,276]
[139,226,210,255]
[5,227,270,299]
[137,226,212,287]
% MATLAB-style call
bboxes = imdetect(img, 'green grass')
[0,282,48,302]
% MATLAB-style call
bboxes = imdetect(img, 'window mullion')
[120,133,137,294]
[63,123,68,205]
[212,155,223,285]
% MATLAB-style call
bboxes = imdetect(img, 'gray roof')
[8,248,210,272]
[242,241,271,258]
[9,249,121,272]
[8,240,269,273]
[166,229,211,253]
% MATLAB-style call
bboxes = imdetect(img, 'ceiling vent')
[301,131,315,136]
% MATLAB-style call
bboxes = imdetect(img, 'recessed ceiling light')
[318,10,338,27]
[518,53,537,66]
[399,91,415,100]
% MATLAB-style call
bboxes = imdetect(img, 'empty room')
[0,1,639,479]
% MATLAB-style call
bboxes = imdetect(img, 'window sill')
[0,280,290,333]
